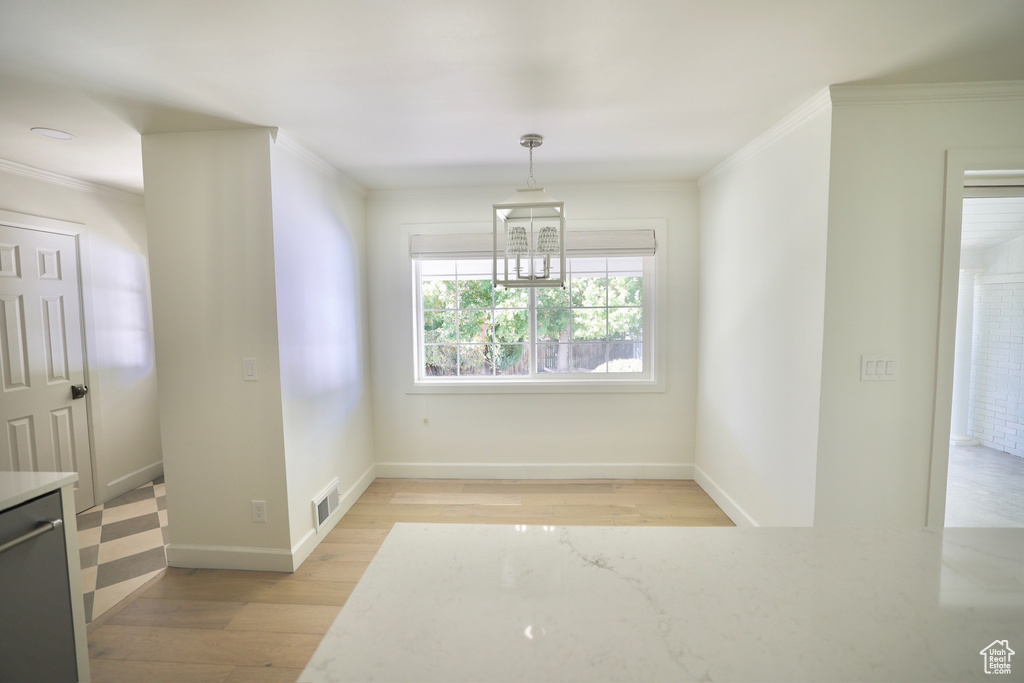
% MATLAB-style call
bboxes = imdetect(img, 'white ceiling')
[2,0,1024,194]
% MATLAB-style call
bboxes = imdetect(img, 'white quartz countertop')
[302,524,1024,683]
[0,471,78,514]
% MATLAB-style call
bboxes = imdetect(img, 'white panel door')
[0,224,94,511]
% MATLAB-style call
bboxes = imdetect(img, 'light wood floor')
[87,478,733,683]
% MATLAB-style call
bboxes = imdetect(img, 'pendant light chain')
[527,144,536,188]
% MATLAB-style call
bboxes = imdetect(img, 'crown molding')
[272,129,368,198]
[558,180,695,194]
[699,88,833,187]
[829,80,1024,106]
[368,185,510,202]
[0,157,142,203]
[369,180,693,202]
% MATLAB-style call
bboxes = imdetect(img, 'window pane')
[570,276,607,308]
[423,310,457,343]
[457,259,492,277]
[493,309,528,343]
[494,344,529,375]
[494,286,528,309]
[572,309,607,341]
[536,308,570,342]
[420,261,455,277]
[570,343,608,372]
[424,345,457,376]
[459,344,491,376]
[422,278,457,310]
[608,276,642,307]
[570,257,606,273]
[608,307,642,341]
[606,342,642,373]
[536,285,569,308]
[416,253,649,382]
[607,256,643,273]
[537,343,569,373]
[459,278,493,309]
[459,310,491,343]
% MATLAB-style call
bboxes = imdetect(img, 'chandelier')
[493,135,566,288]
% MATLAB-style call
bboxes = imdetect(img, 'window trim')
[404,219,667,394]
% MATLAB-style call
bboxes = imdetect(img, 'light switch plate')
[243,357,258,381]
[861,354,898,381]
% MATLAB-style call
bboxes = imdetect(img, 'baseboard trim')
[374,462,693,480]
[289,463,377,571]
[166,464,379,573]
[694,466,758,527]
[104,460,164,503]
[166,543,295,572]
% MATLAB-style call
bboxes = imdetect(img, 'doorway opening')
[945,173,1024,526]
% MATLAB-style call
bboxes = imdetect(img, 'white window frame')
[405,219,667,394]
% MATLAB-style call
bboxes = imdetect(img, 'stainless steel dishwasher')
[0,489,78,682]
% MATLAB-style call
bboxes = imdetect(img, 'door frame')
[0,208,100,510]
[927,148,1024,527]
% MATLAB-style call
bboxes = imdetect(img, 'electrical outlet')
[252,500,267,523]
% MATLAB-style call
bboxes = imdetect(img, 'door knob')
[71,384,88,399]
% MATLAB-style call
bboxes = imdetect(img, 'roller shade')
[410,229,655,260]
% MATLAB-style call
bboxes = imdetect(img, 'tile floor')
[945,443,1024,526]
[75,477,168,623]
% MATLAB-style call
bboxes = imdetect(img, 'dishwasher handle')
[0,518,63,555]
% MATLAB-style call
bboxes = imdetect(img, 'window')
[420,258,530,377]
[537,257,643,374]
[412,229,656,385]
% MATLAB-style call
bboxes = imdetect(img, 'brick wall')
[968,233,1024,457]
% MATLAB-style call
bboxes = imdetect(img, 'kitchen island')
[302,523,1024,682]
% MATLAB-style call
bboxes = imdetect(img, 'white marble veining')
[302,524,1024,682]
[0,471,78,513]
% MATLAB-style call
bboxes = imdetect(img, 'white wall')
[815,89,1024,525]
[0,163,162,503]
[695,96,832,527]
[268,136,375,561]
[366,183,698,478]
[143,129,292,566]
